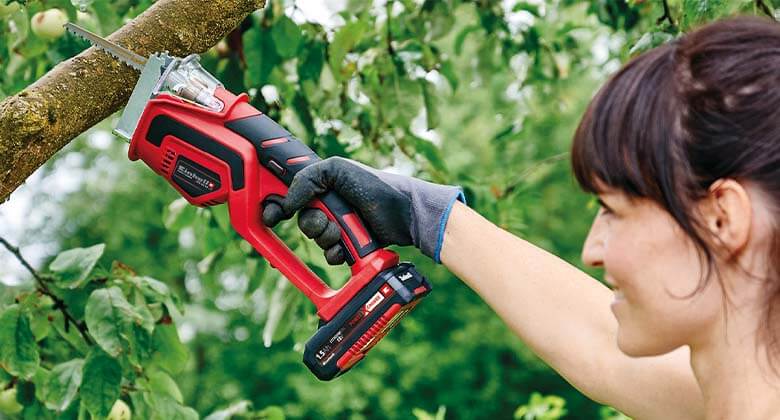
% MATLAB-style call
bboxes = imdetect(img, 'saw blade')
[64,23,147,71]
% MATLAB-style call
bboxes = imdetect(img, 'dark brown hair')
[571,16,780,368]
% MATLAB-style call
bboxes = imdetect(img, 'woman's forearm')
[439,201,617,391]
[439,201,703,420]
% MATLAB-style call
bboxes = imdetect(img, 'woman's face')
[581,190,724,357]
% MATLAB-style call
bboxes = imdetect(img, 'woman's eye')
[596,198,615,216]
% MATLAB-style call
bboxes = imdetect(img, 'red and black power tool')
[66,23,432,380]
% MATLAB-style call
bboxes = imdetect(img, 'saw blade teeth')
[64,22,147,71]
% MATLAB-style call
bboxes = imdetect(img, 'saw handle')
[223,114,380,265]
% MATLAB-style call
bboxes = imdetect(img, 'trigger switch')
[268,159,286,177]
[341,240,355,265]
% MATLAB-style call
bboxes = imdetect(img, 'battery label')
[315,310,366,366]
[364,292,384,313]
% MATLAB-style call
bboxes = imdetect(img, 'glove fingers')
[261,200,286,227]
[324,244,345,265]
[298,208,328,238]
[314,222,342,249]
[282,166,328,217]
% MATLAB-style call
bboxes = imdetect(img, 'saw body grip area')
[223,113,380,264]
[127,87,399,321]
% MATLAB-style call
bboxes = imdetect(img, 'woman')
[263,16,780,419]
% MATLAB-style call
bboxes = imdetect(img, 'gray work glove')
[262,157,466,264]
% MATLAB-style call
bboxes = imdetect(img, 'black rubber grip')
[225,114,380,262]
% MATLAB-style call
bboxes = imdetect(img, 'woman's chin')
[616,329,677,357]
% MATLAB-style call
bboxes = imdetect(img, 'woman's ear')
[700,179,752,258]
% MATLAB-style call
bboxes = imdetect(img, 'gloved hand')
[262,157,466,264]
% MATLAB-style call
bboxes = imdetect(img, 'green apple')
[107,399,131,420]
[0,388,23,415]
[30,8,68,40]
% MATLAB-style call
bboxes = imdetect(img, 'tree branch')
[0,236,93,345]
[657,0,675,27]
[756,0,774,19]
[0,0,267,202]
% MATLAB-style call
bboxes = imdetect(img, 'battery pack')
[303,262,431,380]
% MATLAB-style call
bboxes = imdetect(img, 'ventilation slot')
[160,149,176,176]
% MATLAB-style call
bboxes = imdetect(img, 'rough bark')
[0,0,266,202]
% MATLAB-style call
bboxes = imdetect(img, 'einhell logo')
[398,272,413,282]
[176,164,215,190]
[171,156,221,197]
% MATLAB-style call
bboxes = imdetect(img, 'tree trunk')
[0,0,266,202]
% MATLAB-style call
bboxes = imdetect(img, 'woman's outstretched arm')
[440,201,704,420]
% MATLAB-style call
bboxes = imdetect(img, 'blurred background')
[0,0,769,418]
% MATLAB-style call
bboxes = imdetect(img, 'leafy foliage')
[1,0,775,418]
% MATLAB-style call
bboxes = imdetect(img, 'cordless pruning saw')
[65,23,432,380]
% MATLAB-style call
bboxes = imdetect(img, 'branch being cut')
[0,0,266,202]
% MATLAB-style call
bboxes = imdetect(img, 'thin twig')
[0,237,93,345]
[657,0,676,27]
[756,0,774,19]
[386,0,396,56]
[503,152,569,197]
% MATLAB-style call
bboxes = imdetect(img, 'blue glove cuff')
[433,189,467,264]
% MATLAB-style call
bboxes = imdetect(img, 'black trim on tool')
[226,114,291,143]
[147,114,245,190]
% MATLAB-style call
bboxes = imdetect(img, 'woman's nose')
[582,215,605,268]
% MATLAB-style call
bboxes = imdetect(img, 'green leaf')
[628,32,674,56]
[163,198,196,231]
[328,19,368,79]
[29,310,50,342]
[681,0,732,31]
[0,305,40,379]
[80,349,121,419]
[256,405,285,420]
[151,324,189,375]
[84,286,148,357]
[262,277,300,347]
[454,25,480,56]
[204,400,253,420]
[210,205,232,233]
[438,59,458,91]
[127,322,154,367]
[421,80,440,130]
[146,394,198,420]
[513,2,541,16]
[298,41,325,82]
[404,133,448,174]
[130,276,171,304]
[50,312,90,357]
[244,26,280,87]
[147,370,183,404]
[48,244,105,289]
[40,359,83,412]
[270,15,302,59]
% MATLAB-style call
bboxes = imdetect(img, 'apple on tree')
[0,387,23,415]
[31,8,68,40]
[108,399,131,420]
